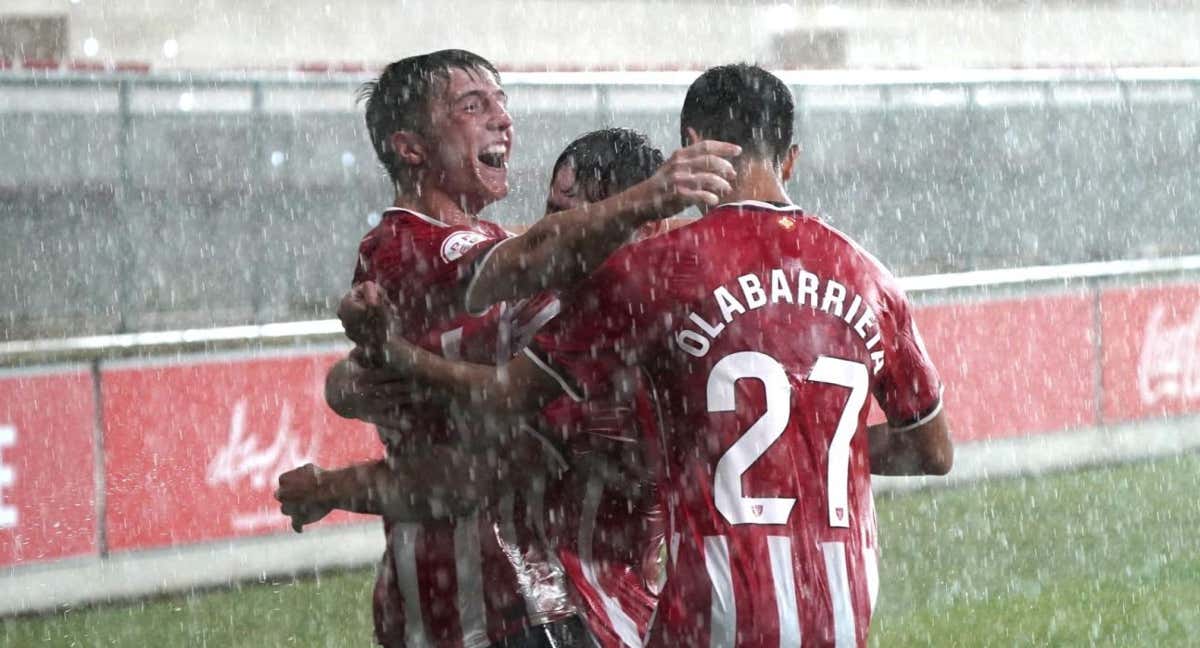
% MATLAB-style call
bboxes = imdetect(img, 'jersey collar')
[719,200,804,213]
[381,207,450,228]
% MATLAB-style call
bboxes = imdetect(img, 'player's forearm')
[313,459,465,521]
[867,417,954,476]
[324,358,359,419]
[379,340,546,416]
[307,460,388,515]
[466,180,663,312]
[868,423,922,475]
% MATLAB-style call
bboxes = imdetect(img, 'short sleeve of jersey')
[872,282,943,429]
[525,248,651,406]
[352,212,506,315]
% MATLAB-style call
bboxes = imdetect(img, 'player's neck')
[392,187,479,228]
[721,159,792,208]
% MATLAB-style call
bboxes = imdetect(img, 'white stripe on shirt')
[455,514,490,648]
[580,476,644,647]
[821,541,857,648]
[704,535,736,648]
[768,536,802,647]
[390,523,428,647]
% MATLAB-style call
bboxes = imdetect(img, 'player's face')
[544,162,584,215]
[544,160,663,241]
[426,67,513,212]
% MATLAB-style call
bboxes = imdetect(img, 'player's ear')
[780,144,800,182]
[684,126,702,147]
[390,130,427,167]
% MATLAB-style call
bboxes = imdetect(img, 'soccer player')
[528,128,671,648]
[283,127,673,648]
[276,49,738,648]
[350,64,954,647]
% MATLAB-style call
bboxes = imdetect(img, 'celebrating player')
[282,127,673,648]
[276,48,739,648]
[350,64,954,647]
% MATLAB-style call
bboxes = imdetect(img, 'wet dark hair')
[358,49,500,192]
[551,128,664,205]
[679,63,794,165]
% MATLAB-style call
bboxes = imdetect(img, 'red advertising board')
[1101,284,1200,423]
[3,282,1188,567]
[101,351,381,552]
[911,295,1098,442]
[0,367,97,567]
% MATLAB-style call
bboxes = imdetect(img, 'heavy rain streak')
[1,1,1199,647]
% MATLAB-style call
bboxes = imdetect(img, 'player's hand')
[338,281,392,351]
[649,134,741,214]
[275,463,332,532]
[341,357,424,424]
[280,500,334,533]
[327,355,424,422]
[356,333,424,377]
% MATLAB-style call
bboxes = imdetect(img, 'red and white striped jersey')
[528,201,943,647]
[539,377,665,648]
[374,491,570,648]
[354,208,572,647]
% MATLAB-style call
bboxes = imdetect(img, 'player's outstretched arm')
[276,459,463,526]
[464,140,741,314]
[275,434,551,531]
[867,410,954,476]
[276,460,391,530]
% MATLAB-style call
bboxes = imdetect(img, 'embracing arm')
[867,410,954,476]
[464,141,740,313]
[276,430,553,530]
[325,355,429,428]
[276,456,464,527]
[375,338,563,419]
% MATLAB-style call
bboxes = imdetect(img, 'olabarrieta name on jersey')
[673,266,885,373]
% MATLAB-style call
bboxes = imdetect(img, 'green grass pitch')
[5,452,1200,647]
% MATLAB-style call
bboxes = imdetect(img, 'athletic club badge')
[441,230,490,262]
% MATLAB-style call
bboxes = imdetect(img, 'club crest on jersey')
[751,504,764,517]
[836,507,845,521]
[441,230,490,262]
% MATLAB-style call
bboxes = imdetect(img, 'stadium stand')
[1,69,1197,340]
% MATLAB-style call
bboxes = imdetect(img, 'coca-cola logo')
[1137,303,1200,405]
[205,400,319,491]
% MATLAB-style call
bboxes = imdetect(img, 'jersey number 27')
[708,352,868,528]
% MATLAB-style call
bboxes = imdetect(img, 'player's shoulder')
[715,200,906,294]
[788,205,902,286]
[595,226,679,281]
[364,208,504,262]
[359,208,442,248]
[474,217,511,239]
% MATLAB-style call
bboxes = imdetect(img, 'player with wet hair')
[284,126,672,648]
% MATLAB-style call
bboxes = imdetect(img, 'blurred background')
[3,1,1200,646]
[1,0,1198,338]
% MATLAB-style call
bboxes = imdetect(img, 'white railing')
[900,254,1200,292]
[4,254,1199,360]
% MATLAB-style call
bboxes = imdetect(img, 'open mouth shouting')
[477,142,509,170]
